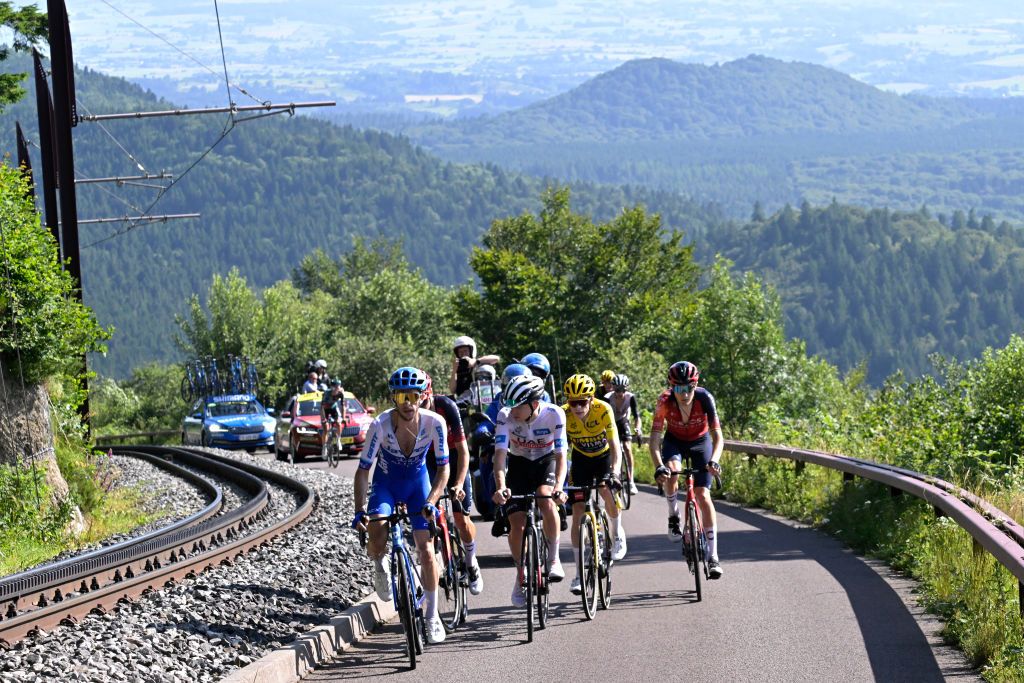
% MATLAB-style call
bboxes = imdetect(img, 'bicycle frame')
[667,468,710,600]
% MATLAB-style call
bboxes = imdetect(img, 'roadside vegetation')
[90,188,1024,679]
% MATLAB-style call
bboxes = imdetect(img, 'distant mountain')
[0,56,721,377]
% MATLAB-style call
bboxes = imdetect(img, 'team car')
[274,390,375,463]
[181,394,276,451]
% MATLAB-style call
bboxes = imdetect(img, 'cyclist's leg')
[452,469,476,545]
[533,454,561,575]
[687,435,719,561]
[505,456,531,575]
[662,436,684,541]
[366,481,396,599]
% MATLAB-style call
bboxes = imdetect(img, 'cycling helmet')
[474,364,497,382]
[563,374,596,400]
[503,375,546,408]
[612,374,630,390]
[521,353,550,379]
[452,335,477,357]
[388,366,429,392]
[600,370,615,383]
[315,359,327,370]
[330,378,343,387]
[668,361,699,386]
[501,363,532,389]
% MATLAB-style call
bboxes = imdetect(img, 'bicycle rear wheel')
[436,527,464,630]
[598,509,613,610]
[395,555,417,669]
[536,526,549,630]
[523,524,537,642]
[621,459,632,510]
[180,376,192,403]
[578,513,597,620]
[687,503,702,602]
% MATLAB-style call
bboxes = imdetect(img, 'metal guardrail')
[94,430,179,445]
[723,439,1024,615]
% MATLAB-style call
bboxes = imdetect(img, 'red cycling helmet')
[668,361,699,386]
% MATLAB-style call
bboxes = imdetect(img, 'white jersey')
[494,402,567,461]
[358,408,449,477]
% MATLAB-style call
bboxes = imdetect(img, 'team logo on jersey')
[534,428,551,435]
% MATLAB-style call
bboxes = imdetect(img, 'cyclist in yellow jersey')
[562,374,626,595]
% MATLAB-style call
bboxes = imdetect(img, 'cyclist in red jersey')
[649,361,724,579]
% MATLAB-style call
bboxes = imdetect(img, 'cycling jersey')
[651,388,720,442]
[359,408,449,475]
[562,398,616,457]
[425,396,473,512]
[605,391,639,423]
[494,402,566,461]
[321,389,346,419]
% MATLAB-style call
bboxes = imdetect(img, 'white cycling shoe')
[548,558,565,582]
[468,560,484,596]
[569,576,582,595]
[511,579,526,607]
[425,616,446,644]
[612,534,627,561]
[372,562,392,602]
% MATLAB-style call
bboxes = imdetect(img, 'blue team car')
[181,394,276,451]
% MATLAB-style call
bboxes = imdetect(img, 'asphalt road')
[257,450,978,682]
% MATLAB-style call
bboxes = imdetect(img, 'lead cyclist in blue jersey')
[352,367,450,644]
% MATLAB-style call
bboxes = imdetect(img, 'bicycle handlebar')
[664,467,723,489]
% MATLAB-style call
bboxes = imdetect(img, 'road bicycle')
[434,489,469,630]
[227,354,244,394]
[565,475,616,619]
[321,416,342,468]
[360,504,426,669]
[180,361,199,403]
[206,357,223,395]
[619,448,634,510]
[666,467,720,601]
[244,356,259,394]
[504,493,552,642]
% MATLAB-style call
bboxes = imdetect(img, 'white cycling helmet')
[452,335,476,357]
[314,359,327,370]
[502,375,545,408]
[474,364,497,382]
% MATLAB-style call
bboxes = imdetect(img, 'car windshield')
[208,401,261,417]
[297,400,321,417]
[346,398,364,413]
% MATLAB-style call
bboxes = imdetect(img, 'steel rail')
[724,440,1024,610]
[0,446,314,645]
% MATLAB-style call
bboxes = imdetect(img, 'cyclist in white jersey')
[606,373,642,495]
[491,374,568,607]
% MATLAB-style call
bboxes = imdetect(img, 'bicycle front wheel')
[437,529,464,631]
[687,503,702,602]
[523,524,537,642]
[536,526,549,630]
[578,513,598,620]
[180,376,192,403]
[598,509,613,610]
[621,459,633,510]
[395,555,417,669]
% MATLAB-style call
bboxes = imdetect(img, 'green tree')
[458,187,700,374]
[0,2,47,109]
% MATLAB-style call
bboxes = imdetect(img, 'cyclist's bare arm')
[353,467,370,514]
[492,447,509,500]
[477,354,500,366]
[451,439,471,499]
[649,429,666,469]
[428,463,449,508]
[709,427,724,468]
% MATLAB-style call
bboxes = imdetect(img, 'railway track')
[0,446,315,647]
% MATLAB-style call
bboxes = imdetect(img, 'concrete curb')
[219,592,396,683]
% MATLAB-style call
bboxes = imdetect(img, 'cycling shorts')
[569,449,611,503]
[427,460,474,514]
[662,433,713,489]
[506,452,557,515]
[368,469,431,531]
[615,417,632,440]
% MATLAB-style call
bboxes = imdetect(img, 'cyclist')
[606,374,642,495]
[421,373,484,595]
[649,361,724,579]
[600,370,615,397]
[320,378,347,448]
[562,374,626,595]
[351,367,451,644]
[449,336,501,397]
[491,374,568,607]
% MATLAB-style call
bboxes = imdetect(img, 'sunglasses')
[614,388,625,393]
[673,383,697,394]
[568,398,590,408]
[392,390,422,405]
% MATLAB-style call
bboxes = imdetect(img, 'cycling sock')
[610,514,621,539]
[464,540,477,566]
[667,492,679,517]
[547,537,560,564]
[707,526,718,559]
[424,589,438,620]
[572,545,579,566]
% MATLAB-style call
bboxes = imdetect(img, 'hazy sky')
[13,1,1024,96]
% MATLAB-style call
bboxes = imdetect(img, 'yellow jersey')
[562,398,617,457]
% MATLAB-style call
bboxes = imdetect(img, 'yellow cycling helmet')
[564,373,596,400]
[600,369,615,383]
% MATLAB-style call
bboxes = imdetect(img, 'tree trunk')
[0,366,71,503]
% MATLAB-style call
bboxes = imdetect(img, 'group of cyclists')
[348,336,725,646]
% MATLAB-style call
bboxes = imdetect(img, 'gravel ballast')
[0,449,371,683]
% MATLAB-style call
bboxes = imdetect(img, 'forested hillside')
[0,57,721,377]
[402,56,1024,221]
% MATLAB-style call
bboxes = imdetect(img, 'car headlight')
[296,427,316,435]
[208,423,226,433]
[263,419,276,430]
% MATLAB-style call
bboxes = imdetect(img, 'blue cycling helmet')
[388,366,429,392]
[501,363,532,389]
[521,353,550,379]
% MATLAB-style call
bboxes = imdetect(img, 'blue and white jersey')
[359,408,449,476]
[494,402,566,462]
